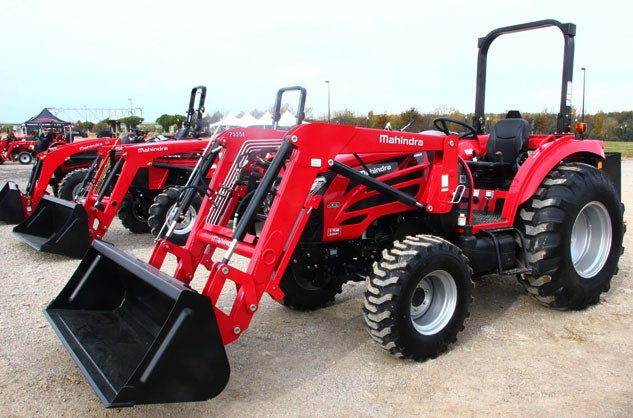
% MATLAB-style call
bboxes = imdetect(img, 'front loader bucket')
[44,240,230,407]
[12,195,90,258]
[0,181,26,223]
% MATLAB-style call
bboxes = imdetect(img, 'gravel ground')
[0,160,631,417]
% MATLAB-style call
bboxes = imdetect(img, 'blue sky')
[2,0,630,124]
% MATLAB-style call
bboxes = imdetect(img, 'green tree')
[331,109,358,126]
[74,120,94,132]
[371,113,391,129]
[591,111,604,138]
[398,107,422,132]
[601,116,619,141]
[119,116,144,130]
[533,110,551,134]
[156,114,185,131]
[93,118,111,133]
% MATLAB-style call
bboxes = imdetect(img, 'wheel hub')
[571,201,612,279]
[410,270,457,335]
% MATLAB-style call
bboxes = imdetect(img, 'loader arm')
[0,138,117,223]
[80,140,209,238]
[162,123,461,344]
[13,139,208,257]
[149,127,289,280]
[27,139,117,206]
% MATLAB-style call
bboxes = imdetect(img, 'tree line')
[34,107,633,142]
[321,107,633,141]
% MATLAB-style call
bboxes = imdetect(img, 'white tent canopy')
[278,110,299,127]
[237,112,259,127]
[208,112,243,129]
[256,110,273,127]
[209,110,305,129]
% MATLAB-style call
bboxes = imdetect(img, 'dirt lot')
[0,160,631,417]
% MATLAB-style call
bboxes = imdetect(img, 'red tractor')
[0,137,118,223]
[0,137,39,164]
[12,86,306,258]
[147,85,306,246]
[11,86,208,257]
[45,20,624,407]
[12,137,209,258]
[0,129,71,164]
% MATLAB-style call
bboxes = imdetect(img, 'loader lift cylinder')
[94,155,124,211]
[73,155,103,200]
[224,138,294,262]
[157,139,223,241]
[24,158,44,196]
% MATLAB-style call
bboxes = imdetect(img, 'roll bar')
[473,19,576,134]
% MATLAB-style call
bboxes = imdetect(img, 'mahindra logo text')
[379,134,423,147]
[211,235,233,247]
[137,146,168,153]
[78,144,102,151]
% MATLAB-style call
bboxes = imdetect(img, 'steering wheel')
[432,117,478,139]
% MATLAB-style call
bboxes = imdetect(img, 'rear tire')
[118,193,151,233]
[363,235,473,361]
[18,152,33,164]
[58,168,90,201]
[148,187,201,246]
[518,163,625,310]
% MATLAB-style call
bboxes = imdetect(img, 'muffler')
[44,239,230,407]
[0,181,26,223]
[12,194,90,258]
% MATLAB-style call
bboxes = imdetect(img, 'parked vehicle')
[44,20,624,407]
[13,86,209,258]
[0,137,117,223]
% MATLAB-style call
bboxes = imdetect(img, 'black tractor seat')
[467,117,530,189]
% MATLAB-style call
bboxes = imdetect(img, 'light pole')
[581,67,586,123]
[325,80,330,123]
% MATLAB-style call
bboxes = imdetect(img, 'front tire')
[363,235,473,361]
[278,253,344,310]
[118,193,151,233]
[148,186,201,245]
[58,168,90,201]
[518,163,625,310]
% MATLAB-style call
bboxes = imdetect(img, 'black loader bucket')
[0,181,26,223]
[12,194,90,258]
[44,239,230,407]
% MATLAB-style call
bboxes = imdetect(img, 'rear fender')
[505,138,604,218]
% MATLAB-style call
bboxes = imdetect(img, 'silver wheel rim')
[71,181,84,200]
[571,201,612,279]
[169,203,197,236]
[410,270,457,335]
